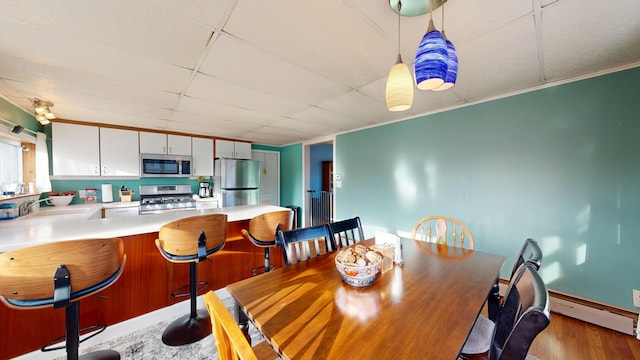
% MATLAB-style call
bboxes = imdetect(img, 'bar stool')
[155,213,227,346]
[241,210,293,276]
[0,238,126,360]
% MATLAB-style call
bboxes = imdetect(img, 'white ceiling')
[0,0,639,146]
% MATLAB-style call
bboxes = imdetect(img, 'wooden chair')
[241,210,293,275]
[277,224,335,265]
[411,215,475,250]
[329,216,365,248]
[0,238,126,360]
[155,214,227,346]
[203,291,278,360]
[460,263,551,360]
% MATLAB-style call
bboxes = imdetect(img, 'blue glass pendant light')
[414,4,447,90]
[433,3,458,91]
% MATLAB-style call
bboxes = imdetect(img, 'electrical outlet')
[633,289,640,308]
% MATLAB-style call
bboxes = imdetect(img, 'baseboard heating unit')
[499,283,638,338]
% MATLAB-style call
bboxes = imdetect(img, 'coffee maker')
[198,182,211,198]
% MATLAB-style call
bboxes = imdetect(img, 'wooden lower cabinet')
[0,219,283,359]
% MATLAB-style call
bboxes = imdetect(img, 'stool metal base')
[161,309,212,346]
[79,349,120,360]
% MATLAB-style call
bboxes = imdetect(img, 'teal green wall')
[279,143,303,209]
[335,66,640,310]
[0,97,40,133]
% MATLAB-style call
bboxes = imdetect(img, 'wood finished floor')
[528,312,640,360]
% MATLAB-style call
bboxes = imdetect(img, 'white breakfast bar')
[0,203,290,359]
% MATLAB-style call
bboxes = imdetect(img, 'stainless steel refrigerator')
[214,158,260,207]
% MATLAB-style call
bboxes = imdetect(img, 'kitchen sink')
[21,206,101,220]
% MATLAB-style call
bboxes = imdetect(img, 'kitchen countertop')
[0,204,289,253]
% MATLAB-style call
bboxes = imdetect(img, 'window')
[0,139,23,189]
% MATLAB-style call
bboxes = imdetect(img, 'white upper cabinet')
[168,134,192,155]
[52,122,100,176]
[100,128,140,176]
[140,132,191,156]
[215,139,251,159]
[192,137,214,177]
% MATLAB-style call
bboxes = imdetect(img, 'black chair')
[488,238,543,321]
[0,238,127,360]
[155,214,227,346]
[329,216,365,248]
[278,224,335,265]
[460,263,550,360]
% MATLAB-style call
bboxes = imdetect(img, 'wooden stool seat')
[155,214,227,346]
[0,238,126,360]
[241,210,293,276]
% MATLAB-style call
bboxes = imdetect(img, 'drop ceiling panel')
[176,96,281,127]
[271,118,342,136]
[224,0,396,87]
[0,0,215,69]
[186,73,308,116]
[0,17,192,93]
[451,15,541,101]
[54,105,170,130]
[160,0,237,29]
[0,55,180,109]
[318,89,394,124]
[291,106,368,132]
[242,131,303,146]
[542,0,640,81]
[199,33,350,104]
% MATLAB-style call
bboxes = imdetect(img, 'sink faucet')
[19,198,50,216]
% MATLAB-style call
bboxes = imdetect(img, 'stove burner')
[139,185,196,214]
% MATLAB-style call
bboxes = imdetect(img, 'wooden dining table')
[226,238,505,360]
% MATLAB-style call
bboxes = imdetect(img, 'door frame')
[302,135,335,227]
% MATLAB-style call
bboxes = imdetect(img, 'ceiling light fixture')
[432,1,458,91]
[414,0,448,90]
[385,0,414,112]
[30,98,55,125]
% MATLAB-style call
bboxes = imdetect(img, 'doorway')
[302,137,335,227]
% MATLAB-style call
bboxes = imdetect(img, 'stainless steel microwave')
[140,153,192,177]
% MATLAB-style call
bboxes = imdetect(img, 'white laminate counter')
[0,204,289,253]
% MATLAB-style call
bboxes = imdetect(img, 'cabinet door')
[192,137,213,176]
[234,141,252,159]
[100,128,140,176]
[215,139,235,158]
[252,150,279,205]
[139,132,167,154]
[52,122,100,176]
[167,134,191,156]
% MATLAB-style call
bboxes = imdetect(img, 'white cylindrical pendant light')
[386,54,414,111]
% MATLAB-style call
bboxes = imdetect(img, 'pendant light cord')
[441,1,445,31]
[397,1,402,56]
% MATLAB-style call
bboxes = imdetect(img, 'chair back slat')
[411,216,474,250]
[329,217,365,248]
[204,291,258,360]
[278,224,334,265]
